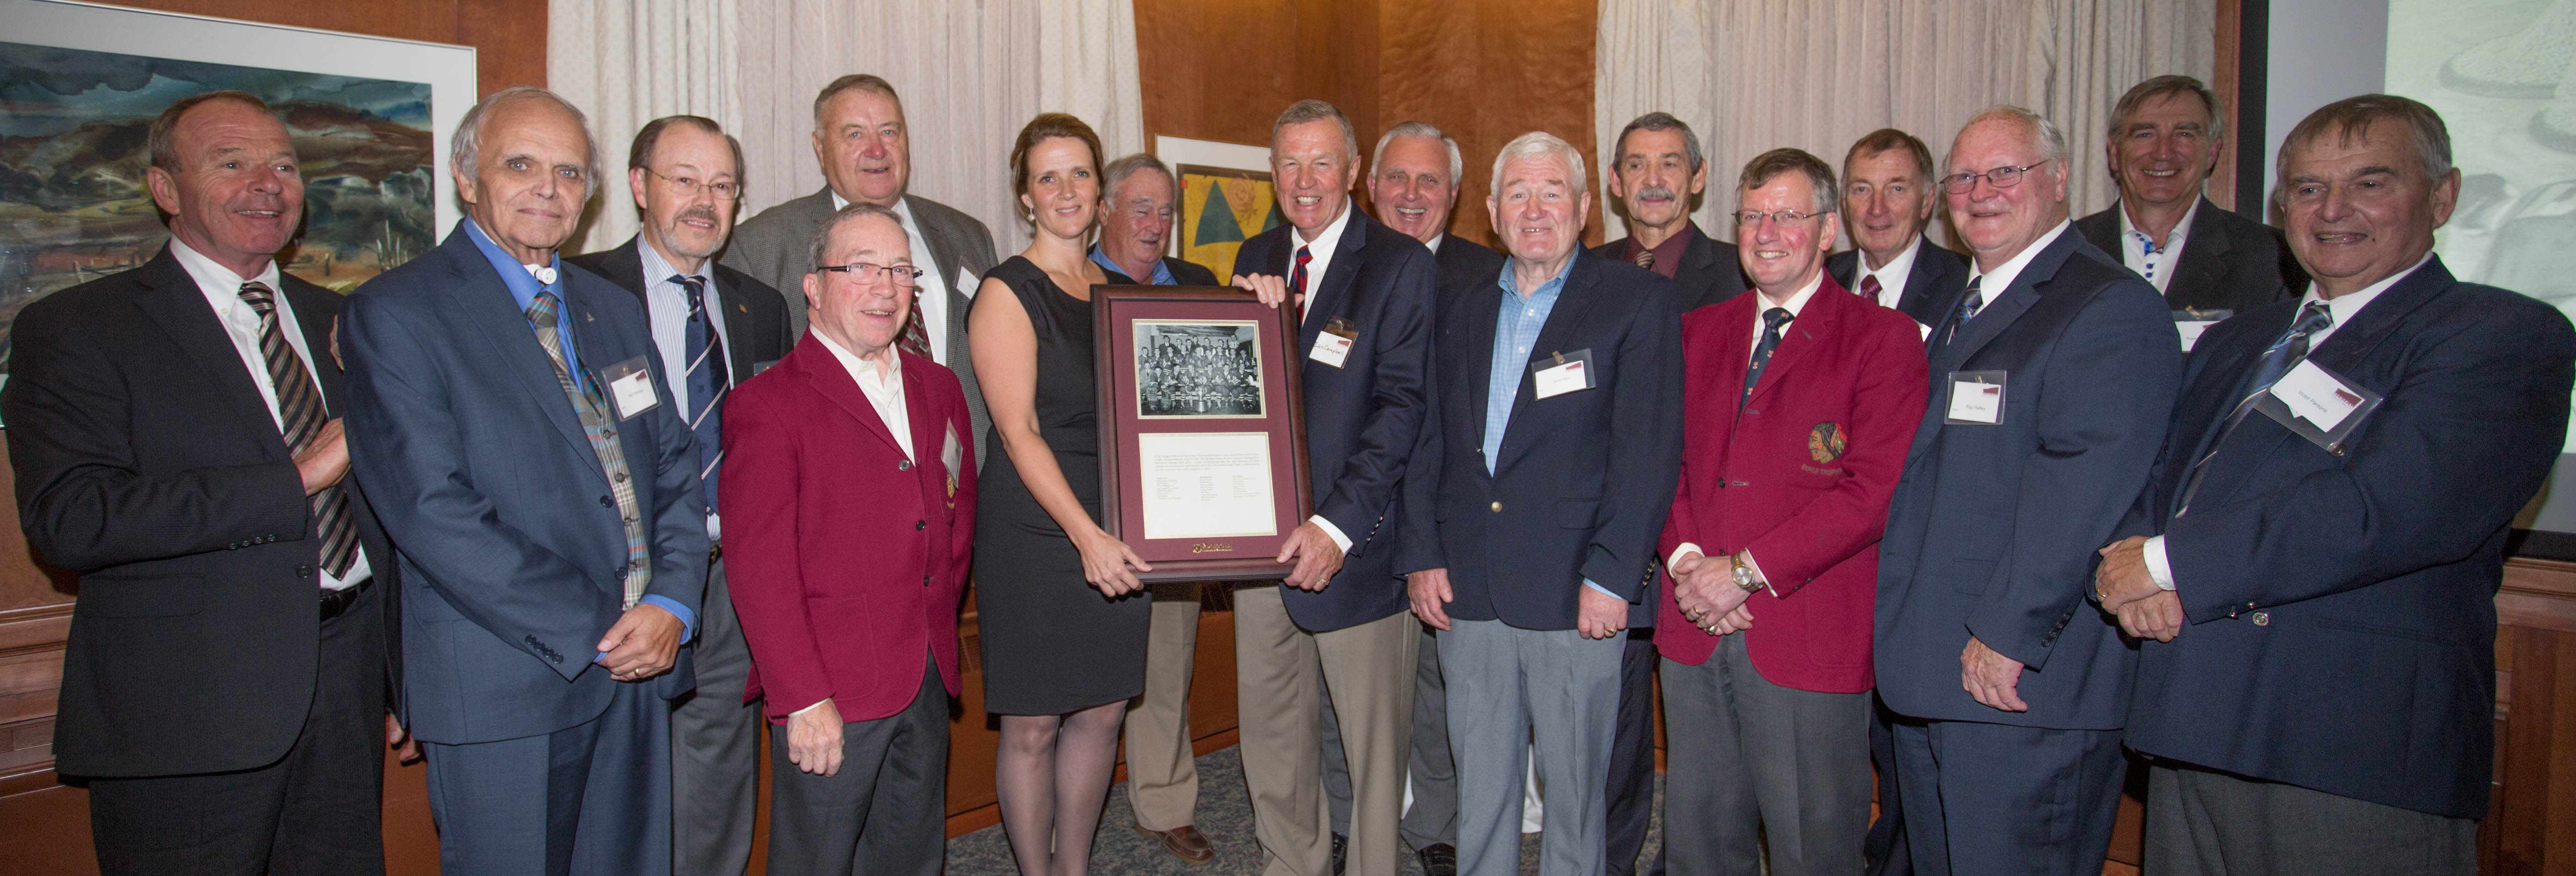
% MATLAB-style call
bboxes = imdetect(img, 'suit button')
[600,496,614,508]
[2250,612,2270,626]
[1490,502,1502,513]
[297,565,313,577]
[915,521,926,530]
[923,576,932,586]
[899,459,914,471]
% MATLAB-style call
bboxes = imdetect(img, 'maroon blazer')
[722,337,977,722]
[1655,274,1927,693]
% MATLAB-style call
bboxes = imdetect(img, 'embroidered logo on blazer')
[1809,422,1848,464]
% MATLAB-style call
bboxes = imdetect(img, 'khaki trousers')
[1235,586,1419,876]
[1124,596,1205,831]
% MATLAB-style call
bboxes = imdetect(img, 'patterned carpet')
[944,745,1668,876]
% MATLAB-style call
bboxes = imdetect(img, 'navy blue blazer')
[1398,247,1683,631]
[1435,233,1507,285]
[2115,258,2573,818]
[1230,210,1440,632]
[1827,238,1972,327]
[343,225,708,744]
[1875,228,2181,729]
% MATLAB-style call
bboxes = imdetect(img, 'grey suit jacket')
[721,186,1000,467]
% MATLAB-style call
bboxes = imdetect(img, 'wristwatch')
[1729,552,1763,594]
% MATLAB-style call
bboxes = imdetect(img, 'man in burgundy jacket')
[720,203,976,876]
[1656,149,1929,876]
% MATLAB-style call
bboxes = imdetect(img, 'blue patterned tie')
[1743,307,1793,404]
[676,275,729,515]
[2175,301,2334,515]
[1947,276,1985,344]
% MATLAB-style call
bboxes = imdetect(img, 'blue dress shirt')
[1091,245,1178,285]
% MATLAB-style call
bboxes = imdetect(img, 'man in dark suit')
[2095,95,2574,876]
[2072,75,2305,319]
[723,74,1000,466]
[1089,151,1224,866]
[1828,128,1972,330]
[1400,132,1682,876]
[1314,120,1495,876]
[7,90,398,876]
[1874,106,2180,876]
[1592,112,1749,313]
[1657,148,1930,876]
[722,204,978,876]
[1226,99,1441,876]
[343,87,706,875]
[565,114,788,876]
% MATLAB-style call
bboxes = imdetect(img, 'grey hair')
[2110,74,2226,141]
[808,202,906,277]
[1489,131,1588,197]
[1614,111,1704,173]
[1372,122,1463,185]
[1100,153,1174,203]
[1956,104,2070,173]
[1737,147,1840,216]
[1272,99,1360,163]
[451,86,601,185]
[2270,94,2454,210]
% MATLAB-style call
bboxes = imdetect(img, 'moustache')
[676,206,721,226]
[1638,185,1676,202]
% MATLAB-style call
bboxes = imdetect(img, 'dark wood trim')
[2232,0,2272,218]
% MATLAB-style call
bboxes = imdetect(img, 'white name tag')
[1309,317,1357,368]
[2176,320,2219,351]
[1532,349,1595,400]
[601,355,660,421]
[2271,360,2362,430]
[957,266,979,300]
[1945,370,2006,425]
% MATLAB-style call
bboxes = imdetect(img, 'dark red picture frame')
[1093,285,1312,582]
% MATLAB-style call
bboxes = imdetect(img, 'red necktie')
[1858,273,1883,302]
[1291,245,1313,319]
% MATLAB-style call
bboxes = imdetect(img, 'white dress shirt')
[1292,203,1355,326]
[2118,199,2200,296]
[1425,233,1446,255]
[1962,221,2075,320]
[638,240,735,539]
[170,237,372,591]
[1665,270,1826,594]
[2139,251,2432,590]
[1858,234,1926,312]
[833,191,955,365]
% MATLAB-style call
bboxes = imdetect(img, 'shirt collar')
[2302,250,2433,331]
[1756,269,1827,317]
[2117,197,2201,253]
[166,235,282,306]
[812,328,902,384]
[1499,251,1576,298]
[1089,244,1176,285]
[460,217,564,311]
[1620,221,1697,278]
[1967,220,2073,299]
[1426,233,1446,254]
[1295,202,1355,256]
[1864,234,1925,286]
[636,236,710,291]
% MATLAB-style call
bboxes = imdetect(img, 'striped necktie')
[1744,307,1793,403]
[1291,245,1314,320]
[527,291,651,607]
[1947,276,1985,344]
[675,276,728,516]
[238,282,357,578]
[2174,301,2335,515]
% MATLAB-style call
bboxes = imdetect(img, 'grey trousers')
[1126,594,1205,831]
[1442,618,1623,876]
[674,559,761,875]
[764,664,949,876]
[1322,624,1459,851]
[1659,637,1872,876]
[1237,588,1422,876]
[2145,762,2477,876]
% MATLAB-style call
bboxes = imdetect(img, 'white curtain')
[1595,0,2215,247]
[551,0,1145,256]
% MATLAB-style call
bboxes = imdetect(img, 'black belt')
[320,578,372,621]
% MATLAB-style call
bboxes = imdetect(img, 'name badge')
[1531,349,1597,399]
[600,355,661,421]
[2254,359,2383,455]
[2174,308,2232,352]
[957,266,980,300]
[1945,370,2006,425]
[1310,317,1358,368]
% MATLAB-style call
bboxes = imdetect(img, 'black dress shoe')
[1416,843,1457,876]
[1332,832,1348,876]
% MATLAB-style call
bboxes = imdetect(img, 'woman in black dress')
[966,112,1150,876]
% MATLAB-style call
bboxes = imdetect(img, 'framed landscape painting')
[0,0,476,371]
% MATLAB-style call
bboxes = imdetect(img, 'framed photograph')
[0,0,476,370]
[1096,285,1311,582]
[1155,135,1283,283]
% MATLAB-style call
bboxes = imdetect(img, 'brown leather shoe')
[1133,823,1216,864]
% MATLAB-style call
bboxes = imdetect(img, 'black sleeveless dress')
[971,256,1150,715]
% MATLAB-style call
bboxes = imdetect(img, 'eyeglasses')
[643,166,740,201]
[816,262,923,287]
[1732,209,1828,227]
[1940,159,2049,194]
